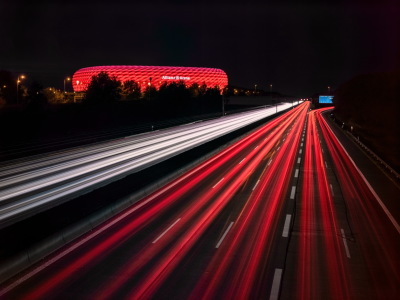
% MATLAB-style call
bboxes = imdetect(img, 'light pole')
[16,75,25,105]
[328,86,331,94]
[64,77,71,93]
[254,84,257,94]
[270,84,276,113]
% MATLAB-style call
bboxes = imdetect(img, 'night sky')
[1,0,399,96]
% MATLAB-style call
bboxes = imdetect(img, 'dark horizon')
[1,0,399,96]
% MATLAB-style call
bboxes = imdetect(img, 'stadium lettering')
[162,75,191,80]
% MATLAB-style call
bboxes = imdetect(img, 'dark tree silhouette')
[122,80,141,100]
[27,81,47,109]
[85,71,121,104]
[0,70,16,105]
[334,71,400,171]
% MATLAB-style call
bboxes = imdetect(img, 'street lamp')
[328,86,331,94]
[64,77,71,93]
[254,84,257,94]
[270,84,276,113]
[16,75,26,105]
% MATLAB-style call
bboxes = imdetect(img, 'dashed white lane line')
[341,228,351,258]
[282,214,291,237]
[153,218,181,244]
[294,169,299,178]
[325,161,328,168]
[297,157,301,164]
[212,177,224,189]
[290,186,296,199]
[239,157,246,164]
[216,221,234,248]
[252,179,260,191]
[301,143,303,147]
[330,184,334,196]
[299,149,302,154]
[267,159,272,166]
[269,268,283,300]
[254,145,259,150]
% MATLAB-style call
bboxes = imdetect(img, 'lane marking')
[267,159,272,166]
[299,149,302,154]
[294,169,299,178]
[269,268,283,300]
[297,157,301,164]
[252,179,260,191]
[277,146,280,151]
[301,143,303,147]
[239,157,246,164]
[341,228,351,258]
[330,184,334,196]
[282,214,291,237]
[290,186,296,199]
[254,145,259,150]
[213,177,224,189]
[325,161,328,168]
[152,218,181,243]
[216,221,234,248]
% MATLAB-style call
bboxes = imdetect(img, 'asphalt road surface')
[1,102,399,299]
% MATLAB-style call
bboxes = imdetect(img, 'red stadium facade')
[72,65,228,92]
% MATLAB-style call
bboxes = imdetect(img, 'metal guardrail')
[325,110,400,182]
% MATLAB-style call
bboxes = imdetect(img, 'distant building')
[72,65,228,92]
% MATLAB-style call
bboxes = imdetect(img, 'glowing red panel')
[72,65,228,92]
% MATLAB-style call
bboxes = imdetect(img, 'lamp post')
[270,84,276,113]
[16,75,25,105]
[64,77,71,93]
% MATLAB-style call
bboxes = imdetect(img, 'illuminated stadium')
[72,66,228,92]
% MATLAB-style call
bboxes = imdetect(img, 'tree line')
[0,70,225,115]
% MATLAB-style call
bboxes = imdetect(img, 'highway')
[1,103,399,299]
[0,102,309,299]
[0,102,294,229]
[281,108,400,299]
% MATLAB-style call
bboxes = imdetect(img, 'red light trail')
[0,103,308,299]
[1,103,398,299]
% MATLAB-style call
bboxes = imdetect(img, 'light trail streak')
[7,103,307,300]
[104,105,306,300]
[317,108,400,298]
[0,104,296,228]
[190,103,309,300]
[296,109,350,299]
